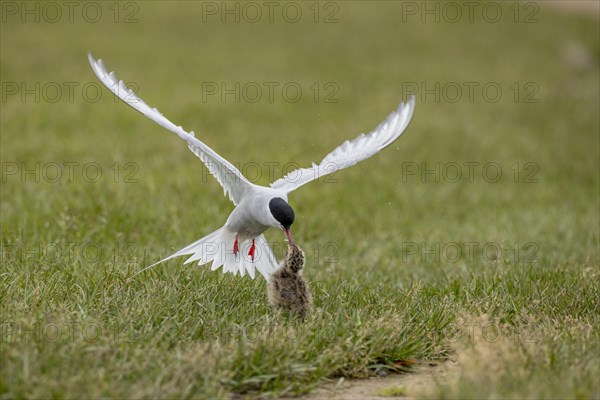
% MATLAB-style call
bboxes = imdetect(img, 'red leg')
[248,239,256,262]
[233,233,239,256]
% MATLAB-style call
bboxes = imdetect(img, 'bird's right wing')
[270,96,415,193]
[88,53,255,205]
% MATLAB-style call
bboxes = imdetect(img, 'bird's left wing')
[88,53,255,205]
[270,96,415,193]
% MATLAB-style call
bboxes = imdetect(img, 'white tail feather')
[131,227,277,280]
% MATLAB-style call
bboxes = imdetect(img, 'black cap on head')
[269,197,295,230]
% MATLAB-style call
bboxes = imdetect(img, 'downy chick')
[268,242,312,319]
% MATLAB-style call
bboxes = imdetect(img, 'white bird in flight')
[88,53,415,280]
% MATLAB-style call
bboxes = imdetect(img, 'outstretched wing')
[270,96,415,193]
[88,53,255,205]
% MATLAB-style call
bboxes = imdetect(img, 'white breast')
[225,187,288,241]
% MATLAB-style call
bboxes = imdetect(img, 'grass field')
[1,2,599,399]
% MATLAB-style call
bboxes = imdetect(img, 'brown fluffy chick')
[267,242,312,319]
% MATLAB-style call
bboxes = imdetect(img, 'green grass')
[1,2,599,399]
[377,384,407,397]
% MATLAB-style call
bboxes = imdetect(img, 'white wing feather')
[270,96,415,193]
[88,53,254,205]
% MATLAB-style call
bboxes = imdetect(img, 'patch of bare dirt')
[291,361,459,400]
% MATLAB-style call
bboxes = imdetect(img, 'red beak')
[283,227,294,245]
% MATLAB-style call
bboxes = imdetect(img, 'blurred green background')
[1,1,598,398]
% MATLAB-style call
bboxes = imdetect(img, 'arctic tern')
[88,53,415,280]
